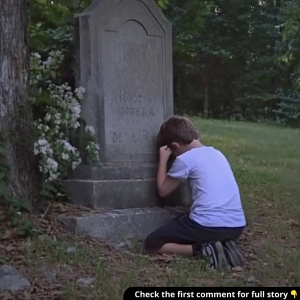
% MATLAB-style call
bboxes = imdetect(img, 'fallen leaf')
[1,230,15,240]
[1,291,14,300]
[52,290,63,298]
[29,287,37,294]
[149,254,173,263]
[24,290,31,300]
[5,245,15,252]
[287,219,299,227]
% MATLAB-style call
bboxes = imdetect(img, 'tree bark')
[0,0,37,206]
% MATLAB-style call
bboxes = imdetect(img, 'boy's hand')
[159,145,172,162]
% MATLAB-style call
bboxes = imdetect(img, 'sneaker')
[223,240,245,267]
[202,241,228,270]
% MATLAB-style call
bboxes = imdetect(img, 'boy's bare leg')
[152,243,193,255]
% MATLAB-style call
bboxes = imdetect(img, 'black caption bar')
[123,288,298,300]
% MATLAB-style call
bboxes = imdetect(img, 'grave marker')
[63,0,188,242]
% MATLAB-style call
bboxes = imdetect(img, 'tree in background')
[165,0,281,119]
[275,0,300,126]
[27,0,300,126]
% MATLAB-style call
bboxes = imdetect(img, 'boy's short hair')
[158,116,199,147]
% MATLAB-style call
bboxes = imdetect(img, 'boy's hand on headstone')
[159,145,172,162]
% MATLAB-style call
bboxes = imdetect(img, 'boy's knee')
[144,221,177,252]
[144,232,157,251]
[144,230,166,253]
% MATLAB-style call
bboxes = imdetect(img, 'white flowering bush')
[30,51,100,188]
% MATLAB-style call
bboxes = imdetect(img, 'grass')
[1,118,300,299]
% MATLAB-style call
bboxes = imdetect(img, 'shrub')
[30,50,99,197]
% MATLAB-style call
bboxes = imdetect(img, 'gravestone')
[61,0,189,244]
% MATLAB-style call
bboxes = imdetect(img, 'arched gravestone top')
[76,0,173,169]
[77,0,171,30]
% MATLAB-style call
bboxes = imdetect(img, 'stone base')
[64,178,190,209]
[57,207,184,245]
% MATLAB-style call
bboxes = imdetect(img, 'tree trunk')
[0,0,37,206]
[203,79,209,117]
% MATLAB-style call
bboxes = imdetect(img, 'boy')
[144,116,246,269]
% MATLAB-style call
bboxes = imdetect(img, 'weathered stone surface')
[58,207,183,244]
[64,178,189,209]
[72,164,156,180]
[0,265,31,292]
[64,0,189,209]
[76,0,173,164]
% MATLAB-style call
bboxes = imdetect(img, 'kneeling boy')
[144,116,246,269]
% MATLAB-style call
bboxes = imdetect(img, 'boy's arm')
[157,159,181,198]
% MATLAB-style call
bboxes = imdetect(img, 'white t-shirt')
[167,146,246,228]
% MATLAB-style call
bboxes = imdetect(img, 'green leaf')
[0,130,8,140]
[0,181,9,201]
[11,198,32,212]
[20,201,32,212]
[0,146,6,157]
[43,183,57,193]
[40,189,52,198]
[0,172,7,180]
[0,255,6,264]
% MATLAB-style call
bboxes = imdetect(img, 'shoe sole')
[214,241,229,270]
[204,242,228,270]
[223,240,245,267]
[203,244,217,269]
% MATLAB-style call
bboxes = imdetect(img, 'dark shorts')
[144,213,245,251]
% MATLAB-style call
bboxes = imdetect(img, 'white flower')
[54,113,61,125]
[33,138,53,156]
[38,138,47,146]
[90,141,100,151]
[75,87,85,100]
[85,126,96,135]
[49,172,59,181]
[71,157,82,170]
[73,121,80,129]
[43,57,52,67]
[58,140,76,154]
[70,101,81,117]
[45,113,51,122]
[46,157,58,171]
[61,153,69,160]
[33,53,41,60]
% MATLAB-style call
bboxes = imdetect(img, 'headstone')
[64,0,188,210]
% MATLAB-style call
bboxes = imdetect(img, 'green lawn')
[1,118,300,299]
